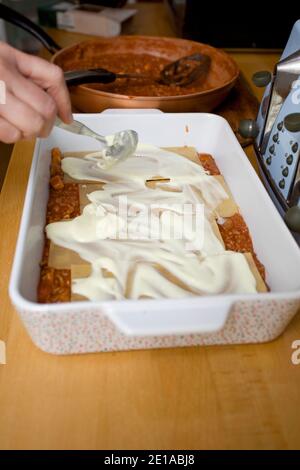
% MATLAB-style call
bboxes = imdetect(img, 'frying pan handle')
[0,4,61,54]
[64,69,117,86]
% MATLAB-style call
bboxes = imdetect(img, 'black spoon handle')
[0,4,61,54]
[64,69,117,86]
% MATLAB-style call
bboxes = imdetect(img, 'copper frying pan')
[0,4,239,113]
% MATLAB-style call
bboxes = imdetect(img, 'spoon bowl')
[55,118,138,169]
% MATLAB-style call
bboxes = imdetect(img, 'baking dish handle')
[101,109,164,115]
[103,299,232,337]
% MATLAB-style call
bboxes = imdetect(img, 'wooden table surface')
[0,3,300,450]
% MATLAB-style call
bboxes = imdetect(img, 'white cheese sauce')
[46,144,257,300]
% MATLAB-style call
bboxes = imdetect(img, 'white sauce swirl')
[46,144,257,300]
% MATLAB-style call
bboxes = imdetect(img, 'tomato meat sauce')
[65,53,212,97]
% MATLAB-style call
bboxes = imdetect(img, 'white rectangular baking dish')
[9,110,300,355]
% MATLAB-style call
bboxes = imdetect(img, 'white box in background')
[50,3,137,37]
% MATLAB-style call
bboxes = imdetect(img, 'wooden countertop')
[0,3,300,450]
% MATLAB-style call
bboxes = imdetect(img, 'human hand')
[0,42,72,143]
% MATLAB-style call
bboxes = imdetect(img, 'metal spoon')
[55,118,138,169]
[64,53,211,88]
